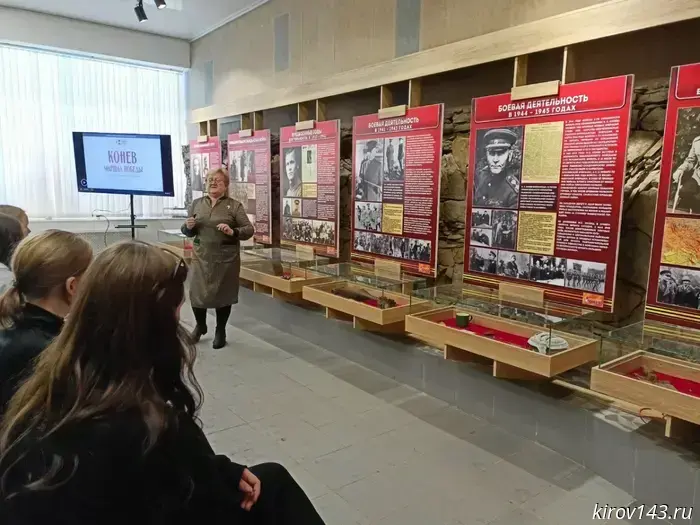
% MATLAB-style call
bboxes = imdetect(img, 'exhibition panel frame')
[405,285,599,379]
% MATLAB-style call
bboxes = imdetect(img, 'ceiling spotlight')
[134,1,147,22]
[155,0,167,9]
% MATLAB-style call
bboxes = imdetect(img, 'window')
[0,44,187,219]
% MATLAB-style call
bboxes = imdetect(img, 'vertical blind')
[0,44,187,219]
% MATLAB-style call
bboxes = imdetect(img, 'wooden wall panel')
[572,18,700,83]
[419,0,448,49]
[190,0,700,121]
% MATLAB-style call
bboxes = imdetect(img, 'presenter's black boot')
[190,324,207,343]
[212,327,227,349]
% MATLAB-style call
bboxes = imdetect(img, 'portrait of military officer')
[670,133,700,214]
[473,127,522,209]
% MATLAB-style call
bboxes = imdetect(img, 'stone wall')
[613,79,668,324]
[438,106,471,283]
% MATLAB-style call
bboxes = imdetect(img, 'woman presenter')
[182,168,254,349]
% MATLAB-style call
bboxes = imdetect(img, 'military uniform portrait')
[497,251,530,279]
[469,247,497,275]
[657,266,700,309]
[491,210,518,250]
[668,108,700,215]
[470,227,492,247]
[473,127,523,209]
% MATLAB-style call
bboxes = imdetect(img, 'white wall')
[0,7,189,68]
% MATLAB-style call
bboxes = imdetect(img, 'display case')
[302,262,432,332]
[405,285,599,379]
[591,320,700,433]
[240,248,332,299]
[157,230,192,260]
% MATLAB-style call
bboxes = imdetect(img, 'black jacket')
[0,409,248,525]
[0,304,63,411]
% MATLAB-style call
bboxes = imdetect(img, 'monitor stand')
[115,194,147,239]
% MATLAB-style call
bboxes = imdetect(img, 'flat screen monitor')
[73,132,175,197]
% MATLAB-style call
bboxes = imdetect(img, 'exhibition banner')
[351,104,444,275]
[189,137,221,195]
[646,63,700,328]
[228,129,272,244]
[279,120,341,257]
[465,75,634,311]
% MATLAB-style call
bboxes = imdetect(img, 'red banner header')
[474,76,630,123]
[353,104,442,136]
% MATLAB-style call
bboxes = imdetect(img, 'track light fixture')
[134,1,147,22]
[155,0,167,9]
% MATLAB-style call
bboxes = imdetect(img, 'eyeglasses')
[160,246,188,283]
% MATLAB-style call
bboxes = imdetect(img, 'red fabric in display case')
[627,367,700,398]
[442,318,532,350]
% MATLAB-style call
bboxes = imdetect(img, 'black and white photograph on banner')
[355,202,382,231]
[473,126,523,209]
[472,208,492,227]
[354,139,384,201]
[191,153,203,192]
[312,220,336,246]
[353,231,431,262]
[563,259,606,292]
[470,227,492,248]
[230,150,254,183]
[657,265,700,309]
[283,198,302,217]
[668,107,700,215]
[497,251,530,279]
[491,210,518,250]
[201,153,210,177]
[529,255,560,283]
[302,145,318,184]
[283,147,303,197]
[407,238,431,262]
[469,246,497,274]
[383,137,405,182]
[284,217,313,242]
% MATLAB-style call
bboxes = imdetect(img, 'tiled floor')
[180,308,657,525]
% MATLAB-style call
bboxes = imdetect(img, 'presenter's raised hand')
[217,223,234,236]
[185,217,197,230]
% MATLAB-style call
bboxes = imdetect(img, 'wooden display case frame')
[240,261,332,301]
[591,351,700,435]
[302,281,432,333]
[405,306,599,379]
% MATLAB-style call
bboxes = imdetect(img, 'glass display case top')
[602,320,700,365]
[245,247,329,266]
[413,284,594,330]
[313,262,427,292]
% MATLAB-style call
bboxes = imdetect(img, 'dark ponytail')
[0,214,23,268]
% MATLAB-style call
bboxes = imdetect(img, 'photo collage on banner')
[280,120,341,257]
[646,63,700,328]
[227,130,272,243]
[465,76,634,311]
[189,137,221,197]
[351,104,444,275]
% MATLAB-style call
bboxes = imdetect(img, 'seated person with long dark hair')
[0,215,25,294]
[0,230,92,411]
[0,241,325,525]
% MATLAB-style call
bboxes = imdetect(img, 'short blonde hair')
[205,168,230,189]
